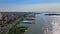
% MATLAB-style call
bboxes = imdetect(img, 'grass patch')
[8,26,28,34]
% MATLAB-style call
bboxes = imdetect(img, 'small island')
[45,14,60,16]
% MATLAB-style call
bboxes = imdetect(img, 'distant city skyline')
[0,0,60,12]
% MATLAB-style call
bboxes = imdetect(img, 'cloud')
[0,3,60,12]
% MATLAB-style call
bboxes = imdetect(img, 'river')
[18,14,60,34]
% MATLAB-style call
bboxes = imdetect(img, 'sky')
[0,0,60,12]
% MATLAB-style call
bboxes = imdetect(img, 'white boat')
[26,17,35,20]
[23,20,33,23]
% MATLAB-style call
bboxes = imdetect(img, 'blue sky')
[0,0,60,12]
[0,0,60,5]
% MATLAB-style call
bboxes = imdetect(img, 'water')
[18,13,60,34]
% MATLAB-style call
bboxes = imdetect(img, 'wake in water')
[51,17,60,34]
[44,16,60,34]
